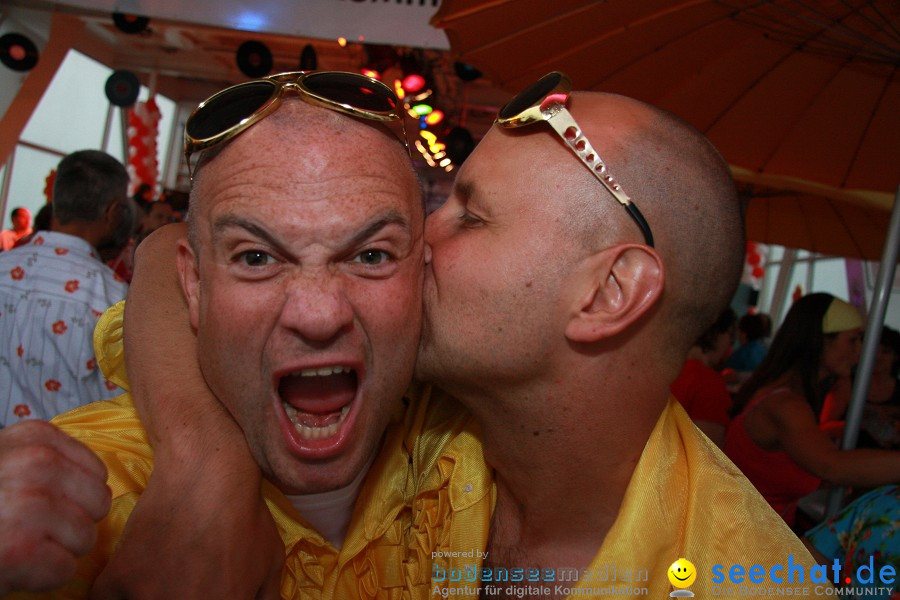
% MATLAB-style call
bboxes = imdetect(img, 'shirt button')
[463,484,473,493]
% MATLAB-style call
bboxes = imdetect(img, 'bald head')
[552,92,744,358]
[189,99,419,249]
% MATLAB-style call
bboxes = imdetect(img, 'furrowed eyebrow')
[453,179,474,204]
[212,215,286,253]
[210,212,411,253]
[346,211,411,248]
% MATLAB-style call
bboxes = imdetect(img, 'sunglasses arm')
[544,108,654,247]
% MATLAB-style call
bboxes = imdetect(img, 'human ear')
[175,239,201,330]
[105,199,122,226]
[565,244,664,343]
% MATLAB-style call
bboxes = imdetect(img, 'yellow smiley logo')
[668,558,697,588]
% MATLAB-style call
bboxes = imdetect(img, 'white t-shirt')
[285,455,375,549]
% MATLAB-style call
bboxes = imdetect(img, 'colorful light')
[424,110,444,126]
[401,73,425,93]
[361,69,380,80]
[337,37,347,47]
[393,79,405,101]
[411,103,432,116]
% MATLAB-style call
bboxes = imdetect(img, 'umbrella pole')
[768,249,798,325]
[824,185,900,519]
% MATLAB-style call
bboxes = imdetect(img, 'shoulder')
[52,394,153,495]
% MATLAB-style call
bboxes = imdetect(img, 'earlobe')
[565,245,663,343]
[175,239,201,330]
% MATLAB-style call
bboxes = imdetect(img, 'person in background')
[724,312,771,388]
[725,293,900,529]
[0,150,131,428]
[0,207,33,251]
[107,188,173,283]
[670,307,737,447]
[820,326,900,449]
[12,204,52,248]
[136,195,174,242]
[804,485,900,600]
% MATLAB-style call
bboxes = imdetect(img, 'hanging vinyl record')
[236,40,273,78]
[105,70,140,107]
[0,33,39,72]
[112,12,150,34]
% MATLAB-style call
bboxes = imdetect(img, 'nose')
[278,272,354,343]
[424,203,450,251]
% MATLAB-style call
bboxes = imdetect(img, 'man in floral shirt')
[0,150,132,427]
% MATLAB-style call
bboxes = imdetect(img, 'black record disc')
[236,40,273,78]
[105,70,141,107]
[112,12,150,34]
[0,33,38,72]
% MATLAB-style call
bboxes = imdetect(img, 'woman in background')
[820,326,900,449]
[725,293,900,528]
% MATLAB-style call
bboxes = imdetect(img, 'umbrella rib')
[753,57,846,176]
[580,1,740,89]
[729,0,899,64]
[448,1,621,62]
[840,65,898,189]
[787,0,897,54]
[847,0,900,44]
[793,0,900,62]
[430,0,520,25]
[707,3,874,153]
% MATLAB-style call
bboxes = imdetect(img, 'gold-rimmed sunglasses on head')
[496,72,655,247]
[184,70,408,179]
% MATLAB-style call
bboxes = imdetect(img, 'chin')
[268,448,370,495]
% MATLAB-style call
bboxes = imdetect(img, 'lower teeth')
[283,403,351,440]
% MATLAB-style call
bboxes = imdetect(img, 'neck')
[52,221,106,250]
[456,358,670,561]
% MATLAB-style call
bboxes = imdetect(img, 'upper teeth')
[293,366,351,377]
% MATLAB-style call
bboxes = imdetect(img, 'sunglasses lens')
[302,71,397,114]
[498,72,565,120]
[187,81,277,141]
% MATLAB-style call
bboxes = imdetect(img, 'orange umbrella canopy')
[432,0,899,259]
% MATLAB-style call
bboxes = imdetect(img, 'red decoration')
[127,98,162,195]
[52,320,67,335]
[10,266,24,280]
[43,170,56,204]
[13,404,31,417]
[44,380,61,392]
[751,266,765,279]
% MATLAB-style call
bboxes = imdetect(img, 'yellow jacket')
[10,301,825,599]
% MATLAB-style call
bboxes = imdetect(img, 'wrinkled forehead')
[190,102,421,222]
[192,98,408,179]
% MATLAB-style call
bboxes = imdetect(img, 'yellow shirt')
[571,399,828,597]
[18,302,494,600]
[10,301,825,598]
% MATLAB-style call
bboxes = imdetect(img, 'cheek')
[355,268,422,340]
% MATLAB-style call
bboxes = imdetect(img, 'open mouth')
[279,366,358,442]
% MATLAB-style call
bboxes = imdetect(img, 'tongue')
[280,373,356,423]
